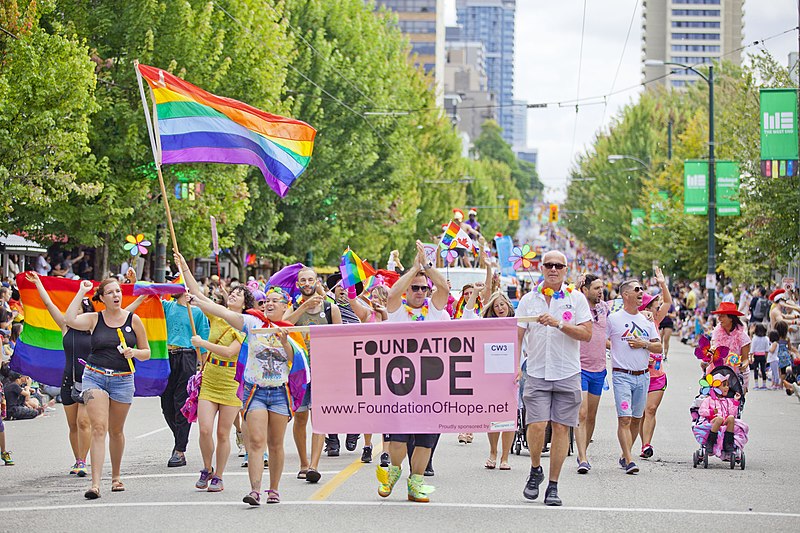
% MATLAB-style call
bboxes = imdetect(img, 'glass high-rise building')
[642,0,744,88]
[455,0,517,145]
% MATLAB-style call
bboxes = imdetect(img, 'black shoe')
[325,436,340,456]
[327,447,340,457]
[305,468,321,483]
[722,431,736,453]
[379,452,390,468]
[523,466,544,500]
[706,431,718,451]
[346,434,359,452]
[167,451,186,468]
[361,446,373,463]
[544,485,562,506]
[424,465,434,477]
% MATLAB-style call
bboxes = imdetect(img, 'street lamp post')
[645,59,715,310]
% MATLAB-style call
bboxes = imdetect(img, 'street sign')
[508,199,519,221]
[783,277,795,290]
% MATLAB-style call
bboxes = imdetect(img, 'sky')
[444,0,799,202]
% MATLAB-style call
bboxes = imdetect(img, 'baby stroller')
[690,365,748,470]
[513,361,574,456]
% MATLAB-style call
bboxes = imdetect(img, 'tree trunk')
[101,232,110,279]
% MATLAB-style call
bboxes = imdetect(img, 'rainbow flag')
[133,276,186,296]
[136,64,316,198]
[440,221,477,254]
[339,248,376,288]
[11,274,169,396]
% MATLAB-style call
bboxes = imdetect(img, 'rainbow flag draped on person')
[339,248,376,288]
[11,274,169,396]
[135,63,316,197]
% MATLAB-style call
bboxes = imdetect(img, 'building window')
[672,0,720,4]
[671,44,720,52]
[671,9,721,16]
[670,56,714,64]
[671,33,721,40]
[411,42,436,56]
[671,21,720,28]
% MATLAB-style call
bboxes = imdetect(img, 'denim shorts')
[81,367,135,404]
[243,383,290,417]
[581,369,607,396]
[295,383,311,413]
[612,371,649,418]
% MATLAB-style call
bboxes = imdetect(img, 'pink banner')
[310,318,518,434]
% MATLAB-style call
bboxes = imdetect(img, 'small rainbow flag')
[339,248,377,289]
[136,64,316,198]
[11,274,169,395]
[133,276,186,296]
[440,221,477,254]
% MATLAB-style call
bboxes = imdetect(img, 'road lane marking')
[116,471,341,480]
[135,427,169,439]
[2,501,800,518]
[308,447,380,501]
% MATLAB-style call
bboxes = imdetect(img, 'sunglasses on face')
[409,285,429,292]
[543,262,566,270]
[624,286,644,294]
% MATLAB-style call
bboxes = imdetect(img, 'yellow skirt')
[198,363,241,407]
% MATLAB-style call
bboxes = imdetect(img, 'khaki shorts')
[522,373,582,427]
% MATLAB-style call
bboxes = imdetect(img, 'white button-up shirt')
[517,284,592,381]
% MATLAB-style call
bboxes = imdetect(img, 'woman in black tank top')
[65,278,151,500]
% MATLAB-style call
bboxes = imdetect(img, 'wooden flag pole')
[135,60,201,360]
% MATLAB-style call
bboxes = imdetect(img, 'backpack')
[752,297,770,321]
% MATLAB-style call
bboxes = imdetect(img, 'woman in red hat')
[710,302,751,391]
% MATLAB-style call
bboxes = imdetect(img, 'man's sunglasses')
[624,286,644,293]
[542,262,566,270]
[409,285,429,292]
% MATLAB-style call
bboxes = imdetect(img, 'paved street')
[1,340,798,531]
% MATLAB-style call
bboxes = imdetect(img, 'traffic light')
[508,199,519,220]
[548,203,559,223]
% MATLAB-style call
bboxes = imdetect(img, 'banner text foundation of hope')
[310,317,519,434]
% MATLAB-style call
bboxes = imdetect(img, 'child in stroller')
[690,365,748,469]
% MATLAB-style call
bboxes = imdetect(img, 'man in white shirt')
[606,279,662,475]
[517,251,592,506]
[378,240,449,504]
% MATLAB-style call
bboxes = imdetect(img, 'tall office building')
[373,1,446,103]
[642,0,744,88]
[455,0,517,145]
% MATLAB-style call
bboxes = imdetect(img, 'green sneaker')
[407,474,435,503]
[377,465,401,498]
[2,451,13,466]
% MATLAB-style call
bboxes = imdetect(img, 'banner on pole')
[760,88,799,177]
[630,208,646,239]
[494,235,516,276]
[684,160,708,215]
[715,161,740,216]
[309,318,519,434]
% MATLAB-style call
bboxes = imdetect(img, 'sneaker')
[424,465,435,477]
[196,468,213,490]
[241,453,248,468]
[70,461,80,475]
[208,476,223,492]
[407,473,435,503]
[167,450,186,468]
[379,452,390,468]
[1,451,13,466]
[361,446,373,463]
[263,452,269,468]
[236,431,245,457]
[75,460,87,477]
[618,457,627,469]
[377,465,401,498]
[523,466,544,500]
[641,444,654,459]
[325,435,340,456]
[577,461,590,474]
[625,461,639,475]
[345,434,359,452]
[544,485,562,506]
[243,490,260,506]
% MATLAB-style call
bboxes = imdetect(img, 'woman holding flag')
[184,270,309,506]
[65,279,151,500]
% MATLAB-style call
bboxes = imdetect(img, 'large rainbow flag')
[135,63,316,198]
[11,274,169,396]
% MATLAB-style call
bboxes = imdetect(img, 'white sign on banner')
[783,277,795,290]
[705,273,717,290]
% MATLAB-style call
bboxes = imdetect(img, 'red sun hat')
[769,288,786,302]
[710,301,744,316]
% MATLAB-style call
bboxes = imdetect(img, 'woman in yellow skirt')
[178,254,249,493]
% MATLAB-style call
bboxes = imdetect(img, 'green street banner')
[684,160,708,215]
[715,161,740,216]
[760,88,798,177]
[631,208,645,239]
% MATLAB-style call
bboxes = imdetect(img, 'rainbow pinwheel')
[699,373,723,396]
[725,353,741,367]
[508,244,538,271]
[124,234,151,256]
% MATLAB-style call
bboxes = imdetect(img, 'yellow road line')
[308,447,380,501]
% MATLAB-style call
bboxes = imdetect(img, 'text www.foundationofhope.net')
[319,400,511,416]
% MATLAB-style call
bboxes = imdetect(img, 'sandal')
[111,480,125,492]
[243,490,261,506]
[484,458,496,469]
[84,487,100,500]
[265,489,280,504]
[499,462,511,471]
[297,469,308,480]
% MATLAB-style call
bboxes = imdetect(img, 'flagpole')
[135,61,201,359]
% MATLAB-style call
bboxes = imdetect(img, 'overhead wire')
[570,0,589,159]
[601,0,639,127]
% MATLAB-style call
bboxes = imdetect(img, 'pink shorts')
[648,373,667,393]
